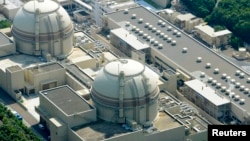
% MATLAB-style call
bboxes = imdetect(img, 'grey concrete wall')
[108,126,185,141]
[6,67,24,100]
[0,69,7,93]
[107,17,121,30]
[0,44,16,57]
[49,118,67,141]
[186,130,207,141]
[33,68,66,93]
[66,73,86,91]
[66,109,96,128]
[68,129,83,141]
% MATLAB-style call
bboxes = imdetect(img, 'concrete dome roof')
[11,0,73,58]
[104,59,145,77]
[12,0,72,35]
[23,0,59,13]
[92,59,158,104]
[91,59,159,124]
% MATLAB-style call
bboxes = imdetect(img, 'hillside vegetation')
[0,103,42,141]
[181,0,250,48]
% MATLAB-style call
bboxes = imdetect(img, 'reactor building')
[36,58,208,141]
[11,0,74,59]
[91,59,159,124]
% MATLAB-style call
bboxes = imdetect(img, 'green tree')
[0,103,42,141]
[0,20,11,29]
[181,0,216,18]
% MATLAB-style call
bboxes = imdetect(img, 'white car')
[38,124,45,130]
[11,110,23,121]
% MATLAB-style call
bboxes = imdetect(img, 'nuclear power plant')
[0,0,249,141]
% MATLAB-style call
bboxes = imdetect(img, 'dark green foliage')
[0,103,42,141]
[205,0,250,43]
[230,35,243,50]
[181,0,216,18]
[181,0,250,46]
[0,20,11,29]
[213,25,226,32]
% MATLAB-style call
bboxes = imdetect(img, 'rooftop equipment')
[125,22,130,27]
[247,78,250,83]
[207,77,213,83]
[158,44,163,49]
[216,83,221,89]
[167,37,172,43]
[139,30,143,36]
[230,92,235,98]
[182,47,187,53]
[154,41,159,46]
[235,82,241,88]
[239,72,245,78]
[150,38,155,44]
[131,14,136,19]
[161,22,166,27]
[234,95,240,101]
[156,30,161,35]
[158,20,162,25]
[173,30,178,35]
[214,68,219,74]
[244,88,249,94]
[240,85,245,91]
[196,57,202,63]
[225,89,230,95]
[226,76,231,81]
[221,73,227,79]
[135,28,140,33]
[124,9,129,14]
[167,26,172,31]
[163,35,168,40]
[138,18,143,23]
[131,26,136,31]
[205,63,211,68]
[240,99,245,105]
[230,79,235,84]
[148,25,153,30]
[212,80,217,85]
[200,72,205,78]
[160,32,164,37]
[235,70,241,76]
[177,32,181,37]
[221,86,227,92]
[152,27,156,32]
[171,40,176,45]
[147,36,151,41]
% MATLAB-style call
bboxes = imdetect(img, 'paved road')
[0,88,49,141]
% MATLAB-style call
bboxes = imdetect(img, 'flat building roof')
[41,85,93,115]
[111,28,149,50]
[185,79,230,106]
[28,62,64,74]
[105,6,250,113]
[0,54,42,71]
[72,120,131,141]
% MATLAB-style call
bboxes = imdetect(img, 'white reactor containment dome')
[91,59,159,124]
[11,0,73,59]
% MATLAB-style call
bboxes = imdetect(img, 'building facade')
[91,0,137,27]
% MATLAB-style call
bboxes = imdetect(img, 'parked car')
[11,111,23,121]
[38,124,45,130]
